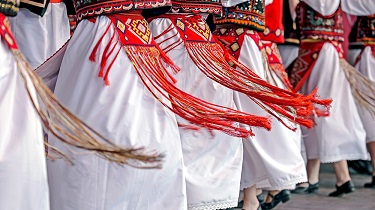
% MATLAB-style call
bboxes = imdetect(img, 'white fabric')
[9,3,70,69]
[237,35,307,190]
[278,44,299,69]
[47,17,187,210]
[302,0,340,16]
[354,47,375,142]
[342,0,375,15]
[300,43,367,162]
[222,0,248,7]
[0,37,49,209]
[149,17,243,210]
[348,48,362,66]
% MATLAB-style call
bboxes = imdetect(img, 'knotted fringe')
[12,50,164,168]
[89,24,122,86]
[124,45,272,137]
[184,41,332,129]
[341,59,375,117]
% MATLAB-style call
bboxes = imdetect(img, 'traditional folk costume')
[290,0,375,163]
[147,0,328,208]
[45,0,288,209]
[1,0,155,209]
[0,4,49,208]
[148,2,244,209]
[213,0,307,191]
[351,15,375,143]
[8,0,70,69]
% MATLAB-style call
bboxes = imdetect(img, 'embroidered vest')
[73,0,172,21]
[296,1,344,42]
[0,0,19,16]
[258,0,283,43]
[214,0,265,32]
[356,15,375,43]
[170,0,222,16]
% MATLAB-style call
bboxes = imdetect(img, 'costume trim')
[296,2,344,42]
[89,14,274,137]
[0,13,163,168]
[214,0,265,31]
[291,40,375,116]
[75,0,172,21]
[171,1,222,16]
[152,14,333,129]
[188,200,238,210]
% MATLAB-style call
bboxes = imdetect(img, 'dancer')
[0,0,161,209]
[213,0,309,209]
[351,14,375,188]
[290,0,375,197]
[46,0,298,209]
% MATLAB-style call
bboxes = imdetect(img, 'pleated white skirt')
[237,35,307,190]
[149,17,243,210]
[47,16,187,210]
[0,37,49,210]
[300,43,367,163]
[354,46,375,142]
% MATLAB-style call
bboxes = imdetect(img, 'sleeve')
[222,0,250,7]
[342,0,375,15]
[302,0,340,16]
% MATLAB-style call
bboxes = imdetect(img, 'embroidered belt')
[290,40,343,92]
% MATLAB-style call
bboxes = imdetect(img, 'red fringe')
[124,45,273,137]
[184,41,332,129]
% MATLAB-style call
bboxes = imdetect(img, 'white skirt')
[278,44,299,69]
[300,43,367,163]
[0,37,49,209]
[149,17,243,210]
[46,16,187,210]
[237,35,307,190]
[354,46,375,142]
[9,2,70,69]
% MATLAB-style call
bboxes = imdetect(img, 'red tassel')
[103,45,122,86]
[155,44,181,74]
[183,41,330,128]
[89,24,111,62]
[123,45,272,137]
[99,32,117,78]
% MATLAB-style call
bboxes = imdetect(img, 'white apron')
[278,44,299,70]
[0,36,49,210]
[9,2,70,69]
[300,43,367,162]
[46,16,187,210]
[354,46,375,142]
[149,17,243,210]
[238,35,307,190]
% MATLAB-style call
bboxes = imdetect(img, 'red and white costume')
[214,0,307,190]
[0,11,49,210]
[290,0,375,163]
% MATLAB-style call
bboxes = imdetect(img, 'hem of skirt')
[188,199,238,210]
[257,176,308,190]
[240,175,269,190]
[319,154,369,163]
